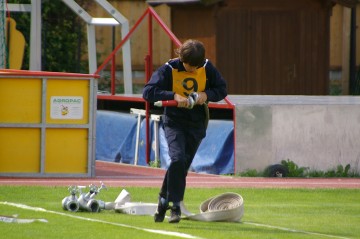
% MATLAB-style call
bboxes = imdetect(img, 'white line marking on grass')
[0,201,203,239]
[244,222,351,239]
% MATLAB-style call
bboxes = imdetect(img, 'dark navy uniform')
[142,58,227,203]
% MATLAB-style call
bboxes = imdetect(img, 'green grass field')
[1,186,359,239]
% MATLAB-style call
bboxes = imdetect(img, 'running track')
[0,161,359,188]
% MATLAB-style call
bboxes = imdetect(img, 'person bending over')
[142,39,227,223]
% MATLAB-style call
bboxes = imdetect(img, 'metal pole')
[111,26,116,95]
[134,113,141,165]
[130,108,146,165]
[29,0,41,70]
[151,114,161,165]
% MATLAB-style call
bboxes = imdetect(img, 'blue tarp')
[95,110,138,162]
[96,110,234,174]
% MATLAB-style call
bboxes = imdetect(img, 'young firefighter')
[142,39,227,223]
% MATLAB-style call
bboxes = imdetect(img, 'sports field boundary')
[0,201,353,239]
[0,161,359,188]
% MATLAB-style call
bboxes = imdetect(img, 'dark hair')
[175,39,205,67]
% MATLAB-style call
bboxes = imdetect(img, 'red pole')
[95,8,151,75]
[144,54,151,165]
[232,103,236,174]
[144,13,154,165]
[148,7,181,47]
[111,57,116,95]
[148,11,153,76]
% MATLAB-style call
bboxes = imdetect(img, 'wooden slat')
[215,0,329,95]
[171,5,216,63]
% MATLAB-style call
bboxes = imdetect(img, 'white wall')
[233,95,360,173]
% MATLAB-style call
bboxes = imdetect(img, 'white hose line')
[114,190,244,222]
[0,215,48,224]
[62,189,245,222]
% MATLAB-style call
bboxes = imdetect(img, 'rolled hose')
[181,192,244,222]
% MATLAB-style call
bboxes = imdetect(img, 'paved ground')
[1,161,359,188]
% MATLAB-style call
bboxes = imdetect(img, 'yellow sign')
[50,96,84,119]
[172,67,206,97]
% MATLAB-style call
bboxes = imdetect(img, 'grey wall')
[232,95,360,173]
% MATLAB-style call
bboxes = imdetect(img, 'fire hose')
[154,92,199,109]
[62,185,244,222]
[180,192,244,222]
[153,92,210,129]
[115,190,244,222]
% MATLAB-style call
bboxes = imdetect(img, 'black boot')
[154,197,169,222]
[168,206,181,223]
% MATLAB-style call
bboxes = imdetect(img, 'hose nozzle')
[187,92,199,109]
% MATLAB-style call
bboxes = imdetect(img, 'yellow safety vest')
[171,65,206,97]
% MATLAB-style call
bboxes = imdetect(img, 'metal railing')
[95,6,235,166]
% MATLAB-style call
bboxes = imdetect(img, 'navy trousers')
[159,117,206,203]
